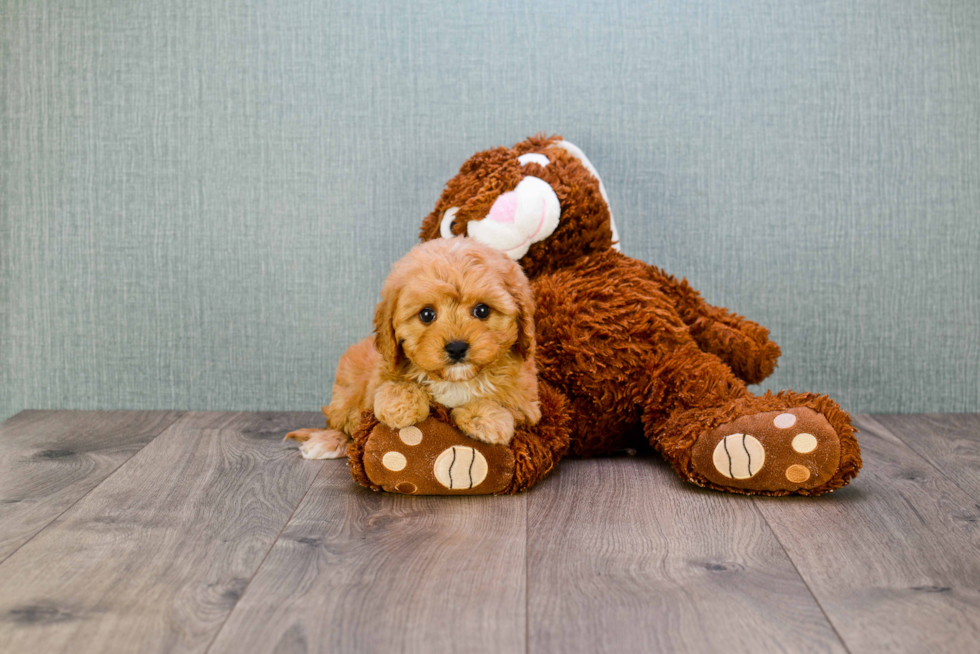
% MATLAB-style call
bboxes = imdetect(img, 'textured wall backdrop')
[2,0,978,421]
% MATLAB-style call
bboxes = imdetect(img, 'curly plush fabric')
[501,382,570,493]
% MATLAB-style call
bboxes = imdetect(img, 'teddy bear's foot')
[284,428,350,459]
[346,383,572,495]
[357,416,516,495]
[690,407,845,494]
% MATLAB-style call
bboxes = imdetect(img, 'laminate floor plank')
[0,411,323,654]
[208,459,527,654]
[874,413,980,499]
[754,414,980,653]
[4,411,978,653]
[526,454,845,654]
[0,410,183,561]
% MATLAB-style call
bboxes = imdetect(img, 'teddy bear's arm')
[642,264,781,385]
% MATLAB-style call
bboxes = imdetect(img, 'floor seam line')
[752,500,853,654]
[0,411,185,567]
[869,415,980,501]
[203,460,326,654]
[525,492,530,654]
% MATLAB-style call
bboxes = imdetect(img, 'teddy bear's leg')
[644,265,782,385]
[641,344,861,496]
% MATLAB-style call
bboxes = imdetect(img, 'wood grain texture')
[3,411,980,653]
[754,415,980,653]
[874,413,980,499]
[0,410,182,561]
[208,459,527,654]
[0,411,323,654]
[527,454,845,654]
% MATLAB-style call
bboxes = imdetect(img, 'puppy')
[286,237,541,459]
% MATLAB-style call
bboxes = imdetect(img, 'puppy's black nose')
[445,340,469,362]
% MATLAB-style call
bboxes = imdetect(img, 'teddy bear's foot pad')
[691,408,841,492]
[362,417,515,495]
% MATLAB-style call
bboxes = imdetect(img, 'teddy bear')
[343,135,861,496]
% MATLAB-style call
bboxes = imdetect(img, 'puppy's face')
[396,278,518,382]
[374,239,534,382]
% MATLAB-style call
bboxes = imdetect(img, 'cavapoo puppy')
[286,237,541,459]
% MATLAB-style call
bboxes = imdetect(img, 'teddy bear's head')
[419,135,620,279]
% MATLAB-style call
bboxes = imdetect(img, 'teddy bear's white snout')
[466,176,560,260]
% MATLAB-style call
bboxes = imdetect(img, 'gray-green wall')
[2,0,979,421]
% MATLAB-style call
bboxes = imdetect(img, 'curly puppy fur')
[287,237,541,456]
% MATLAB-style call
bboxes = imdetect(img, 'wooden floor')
[0,411,978,653]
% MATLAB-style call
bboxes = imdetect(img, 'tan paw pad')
[712,434,766,479]
[434,446,488,490]
[399,426,423,446]
[382,451,407,471]
[792,433,817,453]
[785,464,811,483]
[773,412,797,428]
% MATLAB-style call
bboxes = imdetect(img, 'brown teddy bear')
[343,135,861,496]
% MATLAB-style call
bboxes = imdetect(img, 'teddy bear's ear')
[419,206,442,242]
[548,139,621,251]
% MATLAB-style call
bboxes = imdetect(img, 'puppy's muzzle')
[444,340,469,362]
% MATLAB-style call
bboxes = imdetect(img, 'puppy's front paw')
[374,381,430,429]
[452,400,515,446]
[284,428,350,459]
[520,400,542,426]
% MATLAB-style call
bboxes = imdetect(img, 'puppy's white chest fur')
[428,380,476,408]
[423,375,496,408]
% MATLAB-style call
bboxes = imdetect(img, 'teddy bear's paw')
[690,408,841,493]
[360,416,515,495]
[284,428,350,459]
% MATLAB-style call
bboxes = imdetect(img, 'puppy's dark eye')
[419,307,437,324]
[472,304,491,320]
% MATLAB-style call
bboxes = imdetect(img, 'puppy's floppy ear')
[373,282,403,369]
[501,260,536,360]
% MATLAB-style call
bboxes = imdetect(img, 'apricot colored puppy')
[286,238,540,458]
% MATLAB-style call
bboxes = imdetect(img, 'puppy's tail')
[282,405,332,443]
[283,426,350,459]
[284,336,380,458]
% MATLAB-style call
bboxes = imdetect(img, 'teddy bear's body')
[339,135,862,496]
[531,248,741,457]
